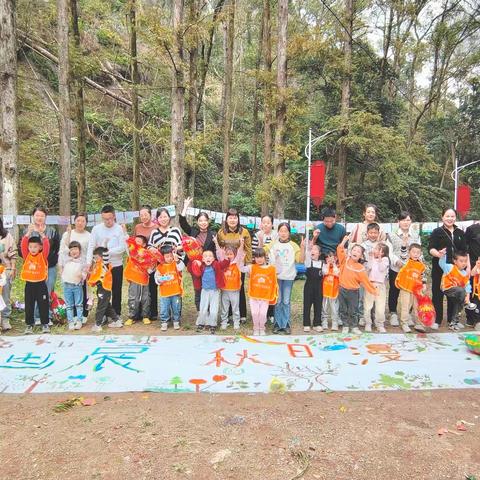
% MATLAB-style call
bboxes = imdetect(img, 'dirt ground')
[0,390,479,480]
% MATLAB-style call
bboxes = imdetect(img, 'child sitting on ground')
[88,246,123,332]
[322,252,340,330]
[155,244,184,331]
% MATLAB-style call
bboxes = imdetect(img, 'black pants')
[25,281,49,326]
[95,284,119,326]
[194,288,201,312]
[111,265,123,316]
[303,280,322,327]
[239,273,247,318]
[148,271,158,319]
[339,287,359,328]
[444,287,466,323]
[267,304,275,318]
[388,269,400,313]
[431,264,453,326]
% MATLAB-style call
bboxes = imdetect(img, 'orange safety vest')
[20,252,48,282]
[323,264,340,299]
[87,259,113,291]
[0,265,4,294]
[223,263,241,291]
[395,259,425,293]
[473,274,480,300]
[248,264,278,304]
[124,258,149,286]
[156,262,183,298]
[441,265,469,291]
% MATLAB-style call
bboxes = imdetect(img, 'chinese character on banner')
[75,345,150,372]
[206,348,273,368]
[0,353,55,370]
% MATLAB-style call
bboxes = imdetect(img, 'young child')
[125,235,151,326]
[337,234,377,335]
[215,238,244,331]
[439,249,471,331]
[322,252,340,330]
[59,240,87,331]
[20,228,50,334]
[88,246,123,332]
[395,243,426,333]
[363,242,389,333]
[467,259,480,330]
[188,249,230,334]
[241,248,278,335]
[300,237,324,332]
[155,244,184,331]
[266,223,300,335]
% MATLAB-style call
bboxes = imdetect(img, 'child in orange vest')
[240,248,278,335]
[125,235,152,326]
[439,249,471,331]
[395,243,426,333]
[337,234,377,335]
[322,251,340,330]
[467,259,480,330]
[88,246,123,332]
[215,238,244,331]
[20,229,50,334]
[155,244,184,331]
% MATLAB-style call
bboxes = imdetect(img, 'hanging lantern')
[310,160,326,208]
[457,184,471,220]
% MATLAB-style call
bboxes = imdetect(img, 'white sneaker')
[68,322,75,331]
[34,318,41,326]
[233,322,240,331]
[259,330,266,336]
[321,322,328,330]
[331,322,338,331]
[456,322,465,329]
[91,324,102,333]
[108,319,123,328]
[1,319,12,330]
[74,321,82,330]
[358,318,366,327]
[303,326,311,332]
[430,323,439,330]
[173,322,180,330]
[364,323,372,333]
[82,316,88,325]
[401,324,411,333]
[220,323,228,331]
[414,323,426,333]
[313,326,323,333]
[407,314,415,326]
[475,323,480,331]
[390,313,399,326]
[342,326,349,334]
[352,327,362,335]
[268,316,275,324]
[253,329,260,336]
[240,317,247,324]
[448,322,461,331]
[377,326,386,333]
[160,322,168,331]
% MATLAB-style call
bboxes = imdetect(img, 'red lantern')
[310,160,326,208]
[457,184,471,220]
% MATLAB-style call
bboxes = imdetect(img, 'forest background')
[1,0,479,224]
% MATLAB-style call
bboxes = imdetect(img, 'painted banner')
[0,333,478,394]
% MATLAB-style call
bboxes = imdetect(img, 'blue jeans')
[63,282,83,323]
[274,279,294,329]
[159,295,182,323]
[34,266,57,321]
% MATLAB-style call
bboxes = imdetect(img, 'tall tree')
[70,0,87,212]
[272,0,288,218]
[0,0,18,220]
[170,0,186,212]
[335,0,353,217]
[57,0,72,219]
[221,0,235,210]
[129,0,141,210]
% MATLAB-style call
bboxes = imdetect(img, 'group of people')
[1,201,479,336]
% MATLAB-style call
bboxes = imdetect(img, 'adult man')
[313,207,346,255]
[87,205,127,317]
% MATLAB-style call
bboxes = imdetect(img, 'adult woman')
[216,208,252,321]
[180,197,217,311]
[60,213,91,322]
[387,211,421,326]
[428,208,467,328]
[134,205,160,320]
[350,204,386,246]
[0,217,18,330]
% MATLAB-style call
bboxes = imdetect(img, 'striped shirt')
[148,227,184,260]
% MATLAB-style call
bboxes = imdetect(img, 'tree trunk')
[70,0,87,213]
[57,0,72,219]
[221,0,235,211]
[129,0,141,211]
[260,0,272,216]
[335,0,353,218]
[0,0,18,220]
[170,0,185,214]
[272,0,288,218]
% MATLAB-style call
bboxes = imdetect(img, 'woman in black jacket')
[180,197,217,310]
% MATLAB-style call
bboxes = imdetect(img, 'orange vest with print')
[87,260,113,291]
[323,264,340,299]
[124,258,149,286]
[0,265,4,294]
[248,264,278,304]
[20,252,48,282]
[441,265,469,291]
[473,274,480,300]
[157,262,183,298]
[395,259,425,293]
[223,263,241,291]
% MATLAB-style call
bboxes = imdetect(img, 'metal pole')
[454,154,458,210]
[306,128,312,244]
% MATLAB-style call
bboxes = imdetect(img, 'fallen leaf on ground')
[81,398,97,406]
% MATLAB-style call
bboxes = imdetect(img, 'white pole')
[454,154,458,210]
[306,128,312,244]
